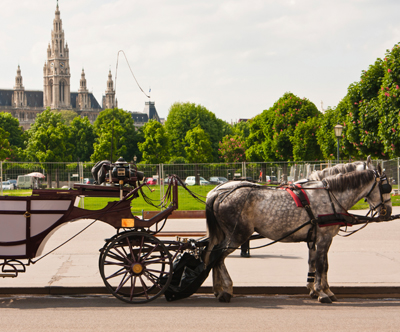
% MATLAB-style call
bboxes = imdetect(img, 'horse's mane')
[308,161,365,180]
[323,170,375,192]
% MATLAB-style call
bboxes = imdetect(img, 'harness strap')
[286,184,318,250]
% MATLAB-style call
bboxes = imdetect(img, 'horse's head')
[364,165,392,220]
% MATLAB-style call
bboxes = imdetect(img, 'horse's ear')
[366,155,372,169]
[377,164,382,174]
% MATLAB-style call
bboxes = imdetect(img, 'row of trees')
[1,42,400,164]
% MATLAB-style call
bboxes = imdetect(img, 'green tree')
[26,109,72,163]
[0,128,11,161]
[245,113,272,162]
[91,108,138,162]
[291,117,323,161]
[68,116,95,161]
[184,125,213,163]
[246,92,320,162]
[342,58,386,158]
[232,120,251,140]
[377,43,400,158]
[219,135,246,162]
[165,102,231,161]
[55,109,79,125]
[138,119,169,164]
[0,112,25,160]
[25,109,72,187]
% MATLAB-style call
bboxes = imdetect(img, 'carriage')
[0,158,212,303]
[0,157,398,304]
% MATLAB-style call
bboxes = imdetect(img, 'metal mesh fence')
[1,158,399,199]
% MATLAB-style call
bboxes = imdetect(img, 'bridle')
[364,170,392,217]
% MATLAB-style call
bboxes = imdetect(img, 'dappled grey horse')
[205,168,392,303]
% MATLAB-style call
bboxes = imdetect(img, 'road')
[1,294,399,332]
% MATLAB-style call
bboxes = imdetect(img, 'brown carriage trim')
[143,210,206,219]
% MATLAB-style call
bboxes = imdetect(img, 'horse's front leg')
[307,248,318,299]
[314,236,333,303]
[320,250,337,302]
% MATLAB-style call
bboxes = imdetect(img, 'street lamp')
[334,123,343,163]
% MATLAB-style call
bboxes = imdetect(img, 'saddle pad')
[281,184,310,208]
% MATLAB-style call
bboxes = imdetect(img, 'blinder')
[381,183,392,194]
[365,170,392,218]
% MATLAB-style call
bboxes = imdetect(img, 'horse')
[205,167,392,303]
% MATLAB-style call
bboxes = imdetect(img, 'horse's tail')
[204,192,225,266]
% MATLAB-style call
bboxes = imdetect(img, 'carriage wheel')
[99,231,173,304]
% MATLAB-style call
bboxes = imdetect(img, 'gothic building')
[0,3,116,130]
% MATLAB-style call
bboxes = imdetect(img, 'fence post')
[79,162,84,184]
[160,163,164,206]
[242,162,246,179]
[0,161,2,196]
[397,158,399,195]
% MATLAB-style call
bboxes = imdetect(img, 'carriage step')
[0,273,17,278]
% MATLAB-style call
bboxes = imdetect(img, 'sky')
[1,0,400,123]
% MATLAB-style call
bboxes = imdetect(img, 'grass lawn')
[3,186,400,212]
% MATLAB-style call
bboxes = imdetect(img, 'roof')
[0,89,101,109]
[0,90,13,106]
[143,101,160,122]
[70,92,102,109]
[130,111,148,123]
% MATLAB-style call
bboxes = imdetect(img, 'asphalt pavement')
[1,206,400,298]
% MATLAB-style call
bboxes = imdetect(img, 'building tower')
[43,2,71,109]
[103,70,117,109]
[12,65,26,108]
[76,69,91,110]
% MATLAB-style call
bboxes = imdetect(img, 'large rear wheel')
[99,231,173,304]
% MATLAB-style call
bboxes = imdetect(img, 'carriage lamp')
[334,123,343,163]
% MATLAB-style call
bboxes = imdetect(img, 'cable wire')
[115,50,150,99]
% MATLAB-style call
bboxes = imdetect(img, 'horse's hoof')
[318,296,332,304]
[329,295,338,302]
[218,292,232,303]
[309,290,318,299]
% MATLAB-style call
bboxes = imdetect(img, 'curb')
[1,286,400,298]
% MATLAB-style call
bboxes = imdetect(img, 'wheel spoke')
[141,243,159,260]
[106,250,126,263]
[143,272,162,290]
[115,271,131,293]
[146,268,171,275]
[143,257,167,265]
[129,275,137,302]
[103,260,128,267]
[126,237,137,263]
[114,245,132,265]
[106,267,127,280]
[139,275,150,300]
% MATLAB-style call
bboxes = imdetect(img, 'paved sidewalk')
[1,206,400,296]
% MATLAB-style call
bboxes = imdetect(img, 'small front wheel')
[99,231,173,304]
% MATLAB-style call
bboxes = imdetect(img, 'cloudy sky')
[1,0,399,122]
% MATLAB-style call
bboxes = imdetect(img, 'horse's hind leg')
[213,258,233,302]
